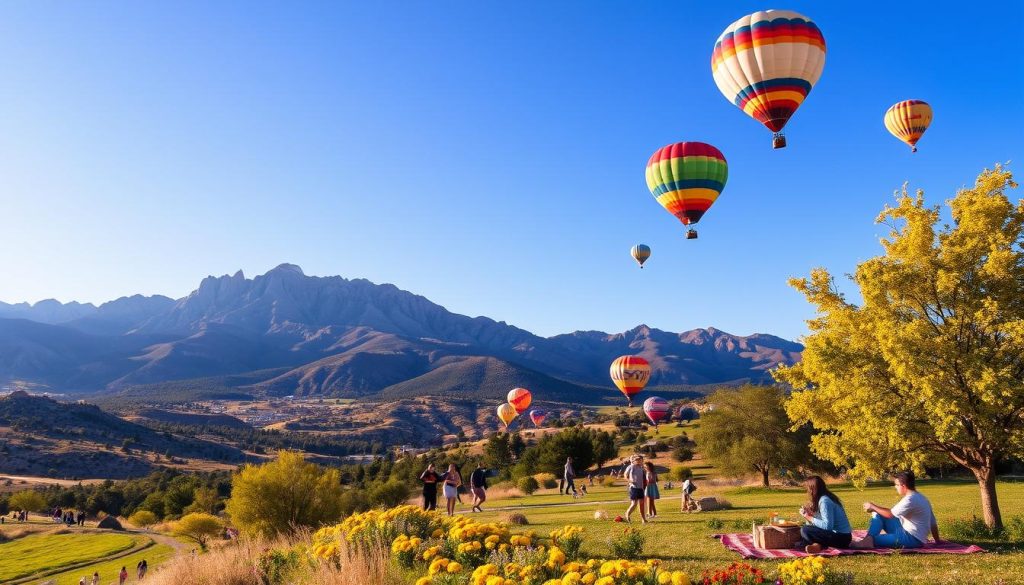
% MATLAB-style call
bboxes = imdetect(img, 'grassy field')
[27,542,176,585]
[0,530,139,582]
[471,478,1024,584]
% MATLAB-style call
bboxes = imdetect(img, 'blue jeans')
[867,513,923,548]
[799,525,852,549]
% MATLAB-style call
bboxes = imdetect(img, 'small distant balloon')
[884,100,933,153]
[631,244,651,268]
[609,356,651,407]
[529,409,548,427]
[496,403,518,429]
[507,388,532,414]
[643,396,670,426]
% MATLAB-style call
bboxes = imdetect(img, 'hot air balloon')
[643,396,670,427]
[609,356,651,406]
[711,10,826,149]
[496,403,518,429]
[529,409,548,428]
[884,100,933,152]
[507,388,532,414]
[645,142,728,240]
[631,244,651,268]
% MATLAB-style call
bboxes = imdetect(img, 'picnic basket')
[752,523,802,549]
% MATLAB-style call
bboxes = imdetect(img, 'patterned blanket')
[714,530,985,560]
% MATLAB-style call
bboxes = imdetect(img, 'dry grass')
[144,533,402,585]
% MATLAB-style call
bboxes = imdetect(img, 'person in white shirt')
[852,471,940,549]
[621,454,648,523]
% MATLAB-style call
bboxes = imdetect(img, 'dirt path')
[146,532,188,555]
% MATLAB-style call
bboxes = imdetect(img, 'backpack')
[686,482,697,494]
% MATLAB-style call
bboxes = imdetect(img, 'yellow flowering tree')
[776,166,1023,530]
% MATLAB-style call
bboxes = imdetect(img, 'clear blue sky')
[0,2,1021,341]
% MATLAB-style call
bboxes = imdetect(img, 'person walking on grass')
[419,463,440,511]
[564,457,578,497]
[470,463,488,512]
[681,477,697,512]
[118,567,128,585]
[643,461,660,519]
[851,471,940,549]
[622,454,647,523]
[442,463,462,517]
[794,475,852,554]
[91,571,100,585]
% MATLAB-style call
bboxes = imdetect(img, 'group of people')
[793,471,939,553]
[52,507,86,526]
[419,462,489,516]
[622,454,664,522]
[82,560,147,585]
[3,509,29,522]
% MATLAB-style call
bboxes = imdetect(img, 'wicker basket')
[753,524,802,549]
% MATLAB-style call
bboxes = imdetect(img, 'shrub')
[534,473,558,489]
[607,526,645,559]
[172,513,224,550]
[550,525,584,560]
[705,518,725,530]
[945,516,1001,541]
[505,513,529,525]
[672,446,694,462]
[368,480,411,508]
[128,510,158,529]
[669,466,693,481]
[1004,515,1024,541]
[517,476,539,495]
[8,491,46,513]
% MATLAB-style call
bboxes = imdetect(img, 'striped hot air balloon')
[529,409,548,428]
[884,100,933,152]
[711,10,826,149]
[645,142,728,239]
[507,388,532,414]
[496,403,518,429]
[643,396,670,427]
[631,244,651,268]
[609,356,651,406]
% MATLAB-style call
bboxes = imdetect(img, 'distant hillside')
[0,264,802,404]
[129,407,249,429]
[0,391,245,478]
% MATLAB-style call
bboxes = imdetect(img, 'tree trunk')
[972,462,1003,531]
[761,467,770,487]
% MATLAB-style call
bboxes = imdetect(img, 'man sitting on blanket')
[852,470,941,549]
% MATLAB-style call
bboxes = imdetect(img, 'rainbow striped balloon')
[645,142,728,229]
[884,100,933,152]
[711,10,826,148]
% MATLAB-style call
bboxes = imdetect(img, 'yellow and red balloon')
[884,100,933,152]
[507,388,532,414]
[609,356,651,406]
[496,403,518,429]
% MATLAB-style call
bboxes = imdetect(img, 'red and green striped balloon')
[645,142,728,229]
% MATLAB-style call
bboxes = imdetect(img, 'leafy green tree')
[184,487,220,515]
[696,385,812,487]
[226,451,344,537]
[777,166,1024,530]
[591,430,618,472]
[535,427,595,475]
[128,510,158,529]
[172,512,223,550]
[9,490,47,513]
[483,433,515,470]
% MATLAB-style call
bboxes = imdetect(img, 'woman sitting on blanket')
[795,475,853,553]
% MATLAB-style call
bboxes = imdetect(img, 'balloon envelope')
[631,244,651,268]
[507,388,532,414]
[884,100,933,152]
[643,396,670,425]
[646,142,728,228]
[496,403,518,429]
[609,356,651,405]
[711,10,826,146]
[529,409,548,427]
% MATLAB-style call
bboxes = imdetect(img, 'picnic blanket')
[714,530,985,560]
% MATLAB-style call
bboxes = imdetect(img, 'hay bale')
[97,515,124,531]
[505,513,529,525]
[695,497,722,512]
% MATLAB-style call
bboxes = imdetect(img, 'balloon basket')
[685,229,698,240]
[772,133,787,149]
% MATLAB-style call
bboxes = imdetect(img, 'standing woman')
[643,461,660,519]
[419,463,440,511]
[442,464,463,517]
[796,475,853,553]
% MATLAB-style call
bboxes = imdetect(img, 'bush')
[669,466,693,481]
[534,473,558,489]
[368,481,410,508]
[517,476,539,496]
[705,518,724,530]
[506,513,529,525]
[1005,515,1024,541]
[607,527,645,559]
[8,491,46,513]
[946,516,1001,541]
[128,510,158,529]
[672,446,694,462]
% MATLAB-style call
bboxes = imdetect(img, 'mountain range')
[0,264,802,404]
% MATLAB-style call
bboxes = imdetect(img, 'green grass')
[28,542,175,585]
[474,479,1024,584]
[0,531,138,582]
